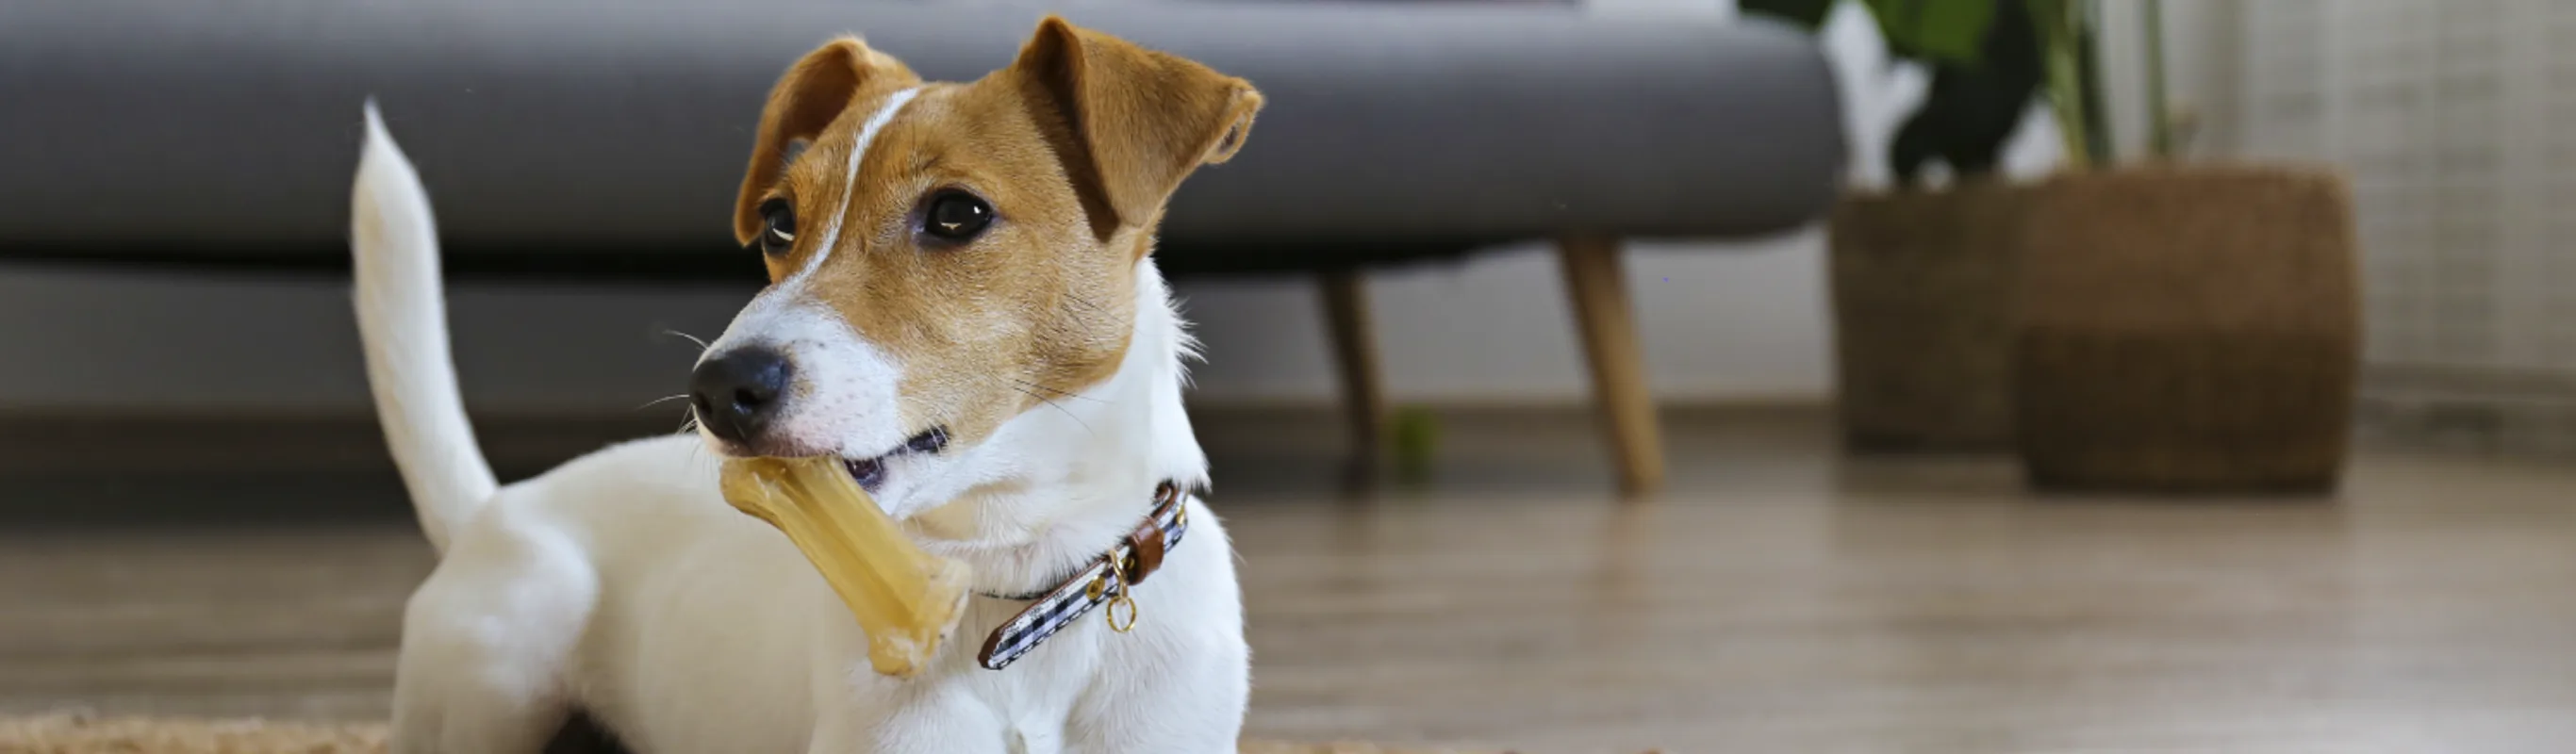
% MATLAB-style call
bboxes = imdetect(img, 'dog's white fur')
[351,101,1245,753]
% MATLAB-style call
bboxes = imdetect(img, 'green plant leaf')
[1885,0,2039,182]
[1863,0,1998,65]
[1739,0,1841,29]
[2023,0,2094,167]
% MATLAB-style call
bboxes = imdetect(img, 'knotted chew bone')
[718,456,972,678]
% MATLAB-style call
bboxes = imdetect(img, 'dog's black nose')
[690,348,792,443]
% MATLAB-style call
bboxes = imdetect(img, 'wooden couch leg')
[1557,236,1666,497]
[1319,270,1387,459]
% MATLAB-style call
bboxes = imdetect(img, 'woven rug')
[0,713,1497,754]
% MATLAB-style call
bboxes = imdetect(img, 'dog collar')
[976,482,1192,671]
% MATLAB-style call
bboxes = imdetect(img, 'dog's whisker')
[637,394,692,411]
[1010,377,1108,404]
[1007,383,1096,437]
[661,329,714,352]
[675,404,705,437]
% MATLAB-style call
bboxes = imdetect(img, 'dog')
[348,17,1261,753]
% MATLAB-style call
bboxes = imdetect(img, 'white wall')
[2094,0,2242,161]
[0,1,2136,416]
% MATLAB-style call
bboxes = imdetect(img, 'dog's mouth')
[842,427,950,491]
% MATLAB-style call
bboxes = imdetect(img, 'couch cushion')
[0,0,1842,276]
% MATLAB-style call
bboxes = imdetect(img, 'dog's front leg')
[807,674,1011,754]
[1065,631,1250,754]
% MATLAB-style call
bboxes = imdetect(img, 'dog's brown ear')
[1010,16,1263,243]
[735,37,919,245]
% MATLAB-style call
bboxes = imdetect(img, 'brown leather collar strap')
[1121,505,1171,586]
[976,482,1192,671]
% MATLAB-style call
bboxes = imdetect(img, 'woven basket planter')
[2013,165,2360,492]
[1828,180,2026,452]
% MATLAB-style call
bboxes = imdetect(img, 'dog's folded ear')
[1009,16,1263,244]
[735,37,921,246]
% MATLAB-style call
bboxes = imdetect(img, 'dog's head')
[690,18,1259,514]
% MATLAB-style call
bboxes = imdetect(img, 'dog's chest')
[954,598,1111,752]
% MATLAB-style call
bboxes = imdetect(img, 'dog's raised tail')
[350,101,497,555]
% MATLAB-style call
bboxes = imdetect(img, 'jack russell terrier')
[348,17,1261,753]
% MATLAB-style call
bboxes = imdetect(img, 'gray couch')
[0,0,1845,494]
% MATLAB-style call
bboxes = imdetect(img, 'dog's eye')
[920,190,994,244]
[757,199,796,256]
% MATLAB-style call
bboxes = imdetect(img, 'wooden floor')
[7,407,2576,753]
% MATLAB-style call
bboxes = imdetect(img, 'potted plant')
[1746,0,2058,453]
[1754,0,2362,491]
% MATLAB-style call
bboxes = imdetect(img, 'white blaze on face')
[791,88,920,287]
[702,88,923,460]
